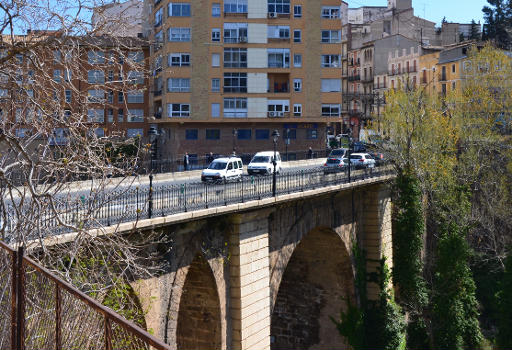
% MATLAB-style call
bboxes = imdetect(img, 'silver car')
[322,157,348,174]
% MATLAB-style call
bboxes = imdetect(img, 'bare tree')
[0,0,167,321]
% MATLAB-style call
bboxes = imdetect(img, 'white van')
[247,151,282,175]
[201,157,243,182]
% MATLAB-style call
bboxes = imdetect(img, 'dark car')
[328,148,348,159]
[369,152,385,166]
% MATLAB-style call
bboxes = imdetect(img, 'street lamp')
[232,128,238,155]
[285,128,290,161]
[272,129,280,197]
[347,128,353,183]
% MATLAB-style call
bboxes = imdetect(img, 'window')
[452,81,456,90]
[268,100,289,117]
[107,109,114,123]
[127,51,144,64]
[168,78,191,92]
[53,50,61,63]
[127,129,143,138]
[237,129,251,140]
[118,109,124,122]
[186,129,198,140]
[293,78,302,92]
[88,51,105,64]
[168,27,191,41]
[268,25,290,39]
[283,128,296,139]
[127,71,144,84]
[168,2,191,16]
[167,103,190,117]
[321,79,341,92]
[224,0,247,14]
[87,109,104,123]
[293,104,302,116]
[88,70,105,84]
[127,90,144,103]
[224,48,247,68]
[321,104,340,116]
[127,109,144,122]
[224,97,247,117]
[268,48,290,68]
[118,92,124,103]
[212,3,221,17]
[212,28,221,42]
[211,78,220,92]
[65,90,72,103]
[268,0,290,14]
[211,103,220,117]
[53,69,61,82]
[293,54,302,67]
[322,6,340,18]
[88,89,105,103]
[212,53,220,67]
[168,53,190,66]
[306,129,318,139]
[95,128,105,138]
[64,69,72,82]
[294,5,302,17]
[107,90,114,103]
[321,30,341,43]
[224,73,247,93]
[224,23,248,43]
[452,64,456,73]
[255,129,270,139]
[206,129,220,140]
[293,30,301,43]
[321,55,340,67]
[154,7,163,27]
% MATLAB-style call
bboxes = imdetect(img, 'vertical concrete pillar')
[363,184,393,300]
[229,211,272,350]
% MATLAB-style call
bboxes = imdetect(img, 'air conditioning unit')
[239,36,247,43]
[277,112,284,117]
[268,12,277,18]
[269,112,276,117]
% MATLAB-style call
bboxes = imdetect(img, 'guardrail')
[4,165,394,239]
[0,241,170,350]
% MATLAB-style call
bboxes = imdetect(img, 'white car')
[201,157,243,182]
[349,153,376,169]
[247,151,282,175]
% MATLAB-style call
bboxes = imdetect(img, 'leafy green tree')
[496,252,512,348]
[393,170,428,310]
[482,0,511,49]
[432,223,483,350]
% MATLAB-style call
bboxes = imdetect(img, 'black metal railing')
[3,165,394,238]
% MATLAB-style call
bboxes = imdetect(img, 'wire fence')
[0,241,170,350]
[4,165,394,239]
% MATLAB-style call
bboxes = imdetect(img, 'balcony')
[439,74,447,82]
[268,37,290,43]
[348,75,360,82]
[348,59,354,67]
[268,73,289,93]
[374,83,387,89]
[224,11,248,18]
[268,111,290,118]
[154,112,162,119]
[153,90,162,97]
[267,12,290,19]
[349,110,362,117]
[361,75,373,83]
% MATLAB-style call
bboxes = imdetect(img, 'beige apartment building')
[149,0,347,161]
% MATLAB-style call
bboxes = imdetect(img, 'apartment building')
[436,42,474,96]
[92,0,151,38]
[0,34,150,145]
[418,47,442,95]
[148,0,347,161]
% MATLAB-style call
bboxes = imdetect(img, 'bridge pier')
[229,211,272,350]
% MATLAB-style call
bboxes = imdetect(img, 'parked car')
[349,153,376,169]
[247,151,282,175]
[352,142,367,152]
[323,157,348,174]
[369,152,385,166]
[328,148,348,159]
[201,157,243,182]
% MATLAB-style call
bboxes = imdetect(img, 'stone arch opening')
[176,254,222,350]
[270,227,354,349]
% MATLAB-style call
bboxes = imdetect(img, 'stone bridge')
[52,173,394,350]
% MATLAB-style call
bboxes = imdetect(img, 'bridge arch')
[270,226,355,349]
[176,254,222,350]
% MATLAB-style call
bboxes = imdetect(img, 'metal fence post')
[148,174,153,219]
[104,316,113,350]
[10,249,17,350]
[55,284,62,350]
[16,246,25,350]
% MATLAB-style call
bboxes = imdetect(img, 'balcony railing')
[439,74,447,82]
[348,75,360,82]
[374,83,387,89]
[349,109,362,116]
[361,75,374,83]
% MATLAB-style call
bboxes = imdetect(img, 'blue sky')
[347,0,487,26]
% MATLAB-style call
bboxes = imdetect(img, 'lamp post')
[232,128,238,155]
[272,129,280,197]
[285,128,290,161]
[347,128,353,183]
